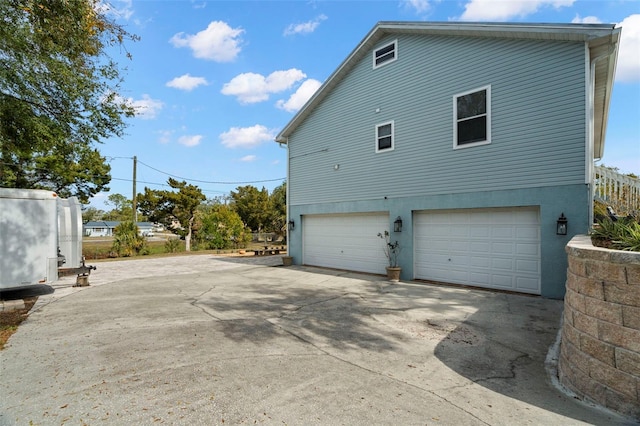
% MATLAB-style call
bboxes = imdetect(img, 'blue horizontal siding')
[289,34,587,206]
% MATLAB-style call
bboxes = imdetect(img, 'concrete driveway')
[0,255,632,425]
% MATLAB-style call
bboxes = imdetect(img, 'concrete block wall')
[559,235,640,420]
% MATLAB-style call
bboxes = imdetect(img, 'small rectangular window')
[453,85,491,149]
[376,121,394,152]
[373,40,397,69]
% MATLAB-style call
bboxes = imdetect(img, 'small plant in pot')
[378,231,401,282]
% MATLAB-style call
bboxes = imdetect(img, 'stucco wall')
[288,184,587,298]
[559,235,640,419]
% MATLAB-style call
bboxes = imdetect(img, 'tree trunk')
[185,216,193,251]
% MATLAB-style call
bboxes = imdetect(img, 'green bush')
[111,221,147,257]
[164,238,183,253]
[591,217,640,252]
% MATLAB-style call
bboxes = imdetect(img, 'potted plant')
[378,231,401,282]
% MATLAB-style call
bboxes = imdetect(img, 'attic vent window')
[373,40,397,69]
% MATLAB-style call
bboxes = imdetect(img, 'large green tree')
[103,193,133,221]
[137,179,205,251]
[230,185,271,232]
[0,0,137,202]
[194,202,251,250]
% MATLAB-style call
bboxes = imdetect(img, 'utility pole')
[132,155,137,224]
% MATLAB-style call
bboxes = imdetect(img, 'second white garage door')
[414,207,540,294]
[303,213,389,274]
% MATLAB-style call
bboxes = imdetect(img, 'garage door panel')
[469,227,491,238]
[517,259,539,273]
[491,257,513,271]
[492,227,514,238]
[452,241,470,251]
[517,226,539,239]
[492,274,515,288]
[303,213,388,274]
[469,241,489,252]
[415,207,540,294]
[470,273,491,285]
[517,243,538,256]
[470,256,491,268]
[517,277,539,291]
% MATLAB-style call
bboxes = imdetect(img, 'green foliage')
[82,206,105,223]
[103,193,134,221]
[230,185,271,232]
[111,221,147,257]
[591,217,640,252]
[0,0,137,202]
[269,182,287,237]
[593,199,608,223]
[229,183,287,235]
[137,179,206,251]
[164,238,184,254]
[194,203,251,250]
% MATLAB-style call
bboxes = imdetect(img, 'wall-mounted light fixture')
[556,213,568,235]
[288,220,295,231]
[394,216,403,233]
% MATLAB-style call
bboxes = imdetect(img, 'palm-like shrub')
[591,217,640,252]
[112,221,148,257]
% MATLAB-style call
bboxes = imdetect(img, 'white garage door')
[303,213,389,274]
[414,207,540,294]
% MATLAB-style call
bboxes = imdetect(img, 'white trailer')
[0,188,93,290]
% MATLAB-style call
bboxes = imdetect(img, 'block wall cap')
[567,235,640,266]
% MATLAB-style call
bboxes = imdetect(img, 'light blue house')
[275,22,620,298]
[84,221,155,237]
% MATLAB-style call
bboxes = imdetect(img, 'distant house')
[83,221,119,237]
[276,22,620,299]
[84,221,156,237]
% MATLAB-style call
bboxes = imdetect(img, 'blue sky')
[92,0,640,210]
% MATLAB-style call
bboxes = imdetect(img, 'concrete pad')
[0,255,634,425]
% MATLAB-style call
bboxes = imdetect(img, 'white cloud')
[157,130,173,144]
[166,74,209,91]
[178,135,203,147]
[404,0,431,14]
[240,155,257,162]
[97,0,134,20]
[571,15,602,24]
[284,14,328,36]
[616,14,640,83]
[221,69,306,104]
[219,125,277,149]
[276,79,322,112]
[170,21,244,62]
[129,94,163,119]
[459,0,574,21]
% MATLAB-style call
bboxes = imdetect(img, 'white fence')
[594,166,640,216]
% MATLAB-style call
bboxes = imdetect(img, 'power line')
[1,156,286,193]
[136,159,286,185]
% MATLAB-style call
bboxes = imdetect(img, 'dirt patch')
[0,297,37,350]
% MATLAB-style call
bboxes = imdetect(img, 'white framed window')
[373,39,397,69]
[453,85,491,149]
[376,120,394,153]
